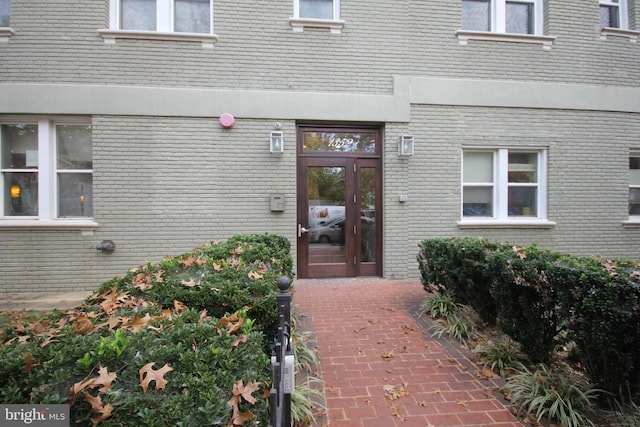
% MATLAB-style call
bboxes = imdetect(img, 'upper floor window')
[297,0,339,20]
[462,0,542,35]
[290,0,344,33]
[600,0,629,29]
[117,0,212,33]
[461,148,549,225]
[630,153,640,218]
[0,0,9,27]
[1,119,94,224]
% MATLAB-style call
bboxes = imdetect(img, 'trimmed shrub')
[550,256,640,398]
[418,237,499,324]
[418,237,640,400]
[0,233,293,426]
[488,245,562,362]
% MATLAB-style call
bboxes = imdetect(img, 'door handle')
[298,224,309,238]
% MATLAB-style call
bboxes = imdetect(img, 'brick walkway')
[293,278,525,427]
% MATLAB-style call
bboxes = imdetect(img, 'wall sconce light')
[398,135,414,157]
[10,184,21,198]
[270,131,284,155]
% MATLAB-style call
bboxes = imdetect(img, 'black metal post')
[269,276,294,427]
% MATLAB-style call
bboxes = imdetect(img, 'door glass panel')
[302,131,376,153]
[360,167,376,263]
[308,167,346,265]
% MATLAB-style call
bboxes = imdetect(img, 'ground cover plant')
[0,233,293,426]
[418,237,640,426]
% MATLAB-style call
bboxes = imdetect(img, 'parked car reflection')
[310,217,375,245]
[310,217,345,244]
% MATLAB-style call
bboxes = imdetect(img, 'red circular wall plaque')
[219,113,235,128]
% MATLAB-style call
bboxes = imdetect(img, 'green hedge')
[0,233,293,426]
[418,237,499,324]
[418,237,640,398]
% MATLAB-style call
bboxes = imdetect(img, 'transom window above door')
[461,0,543,35]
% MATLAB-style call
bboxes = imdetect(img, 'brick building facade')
[1,0,639,292]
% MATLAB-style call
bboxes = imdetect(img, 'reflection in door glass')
[360,167,376,263]
[308,167,346,265]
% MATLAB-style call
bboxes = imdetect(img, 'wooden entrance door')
[296,126,382,278]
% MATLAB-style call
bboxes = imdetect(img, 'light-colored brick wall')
[1,1,639,89]
[1,0,639,291]
[388,105,640,281]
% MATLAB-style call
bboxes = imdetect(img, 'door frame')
[296,124,383,278]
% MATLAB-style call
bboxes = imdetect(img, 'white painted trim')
[98,29,218,48]
[0,219,98,230]
[0,27,14,42]
[457,219,556,229]
[456,30,556,50]
[289,18,345,34]
[600,27,639,42]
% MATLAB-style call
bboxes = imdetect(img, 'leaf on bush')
[72,313,95,334]
[173,300,188,313]
[131,272,153,291]
[232,246,244,256]
[81,392,114,426]
[220,313,244,335]
[152,270,164,283]
[124,313,153,333]
[82,391,104,414]
[226,379,260,426]
[212,262,223,271]
[180,277,201,288]
[233,379,261,405]
[139,362,173,393]
[24,353,40,374]
[231,335,249,350]
[94,366,117,393]
[247,270,263,280]
[91,404,114,427]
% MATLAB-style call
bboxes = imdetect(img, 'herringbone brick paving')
[293,278,526,427]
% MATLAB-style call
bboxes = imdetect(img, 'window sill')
[0,27,15,42]
[457,219,556,229]
[600,27,639,43]
[289,18,345,34]
[97,29,218,48]
[456,30,556,50]
[622,219,640,228]
[0,219,98,231]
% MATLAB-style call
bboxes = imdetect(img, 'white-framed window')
[461,148,549,224]
[114,0,212,33]
[600,0,629,29]
[1,118,94,226]
[629,152,640,219]
[295,0,339,20]
[290,0,345,33]
[100,0,217,47]
[461,0,543,35]
[0,0,9,27]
